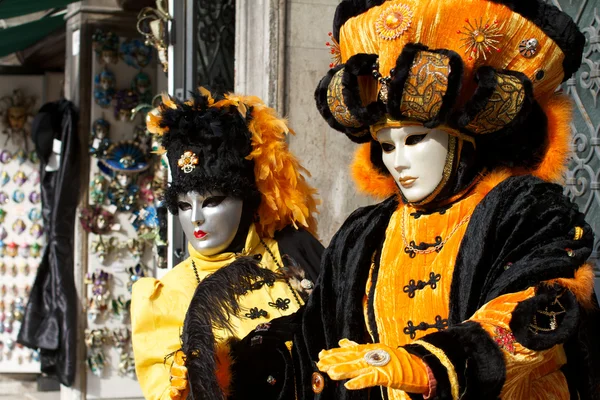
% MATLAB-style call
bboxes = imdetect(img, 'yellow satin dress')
[131,224,303,400]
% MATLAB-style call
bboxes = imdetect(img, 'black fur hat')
[149,90,260,215]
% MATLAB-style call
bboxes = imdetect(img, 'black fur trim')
[486,0,585,80]
[419,321,506,399]
[509,284,580,351]
[388,44,464,127]
[314,64,370,142]
[369,140,391,176]
[424,49,464,129]
[182,257,282,400]
[404,343,453,400]
[342,53,386,128]
[332,0,386,41]
[458,68,548,170]
[387,43,428,121]
[456,66,497,128]
[158,89,261,214]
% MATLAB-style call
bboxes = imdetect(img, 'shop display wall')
[0,75,46,374]
[82,30,166,399]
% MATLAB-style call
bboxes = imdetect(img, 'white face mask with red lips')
[377,125,450,203]
[177,191,244,256]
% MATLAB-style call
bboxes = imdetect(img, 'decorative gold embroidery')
[399,52,451,122]
[376,3,413,40]
[574,226,584,241]
[465,73,525,135]
[327,69,363,128]
[458,18,504,61]
[413,340,460,400]
[177,151,199,173]
[529,293,566,334]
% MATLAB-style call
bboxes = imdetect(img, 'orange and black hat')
[147,89,319,238]
[315,0,584,170]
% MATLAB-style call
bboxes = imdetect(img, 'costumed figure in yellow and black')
[130,89,323,400]
[179,0,600,399]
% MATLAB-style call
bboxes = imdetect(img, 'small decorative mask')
[79,206,116,235]
[0,171,9,186]
[114,90,139,121]
[131,72,152,103]
[12,219,25,235]
[13,171,27,186]
[120,38,153,70]
[12,189,25,203]
[90,118,112,158]
[94,68,116,108]
[92,30,120,65]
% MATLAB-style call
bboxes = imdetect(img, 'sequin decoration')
[494,326,516,354]
[376,3,413,40]
[458,18,503,61]
[177,151,199,174]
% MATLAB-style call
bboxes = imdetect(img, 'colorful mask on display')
[14,148,26,165]
[0,89,36,139]
[0,151,11,164]
[90,174,108,205]
[29,223,43,239]
[131,72,152,104]
[30,243,41,258]
[12,189,24,204]
[12,219,25,235]
[119,38,153,69]
[29,150,39,164]
[13,171,27,186]
[0,227,6,240]
[28,208,42,222]
[114,90,139,121]
[0,171,9,186]
[90,118,112,158]
[79,206,116,235]
[0,192,8,204]
[94,68,116,108]
[6,242,18,258]
[127,263,146,293]
[92,30,119,65]
[18,244,29,258]
[28,191,40,204]
[0,209,6,222]
[91,236,118,263]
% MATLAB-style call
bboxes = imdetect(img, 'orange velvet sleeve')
[468,287,569,399]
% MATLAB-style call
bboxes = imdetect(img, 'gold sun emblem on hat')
[177,151,199,174]
[376,3,413,40]
[458,18,504,61]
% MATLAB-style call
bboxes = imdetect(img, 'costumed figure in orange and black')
[182,0,600,399]
[130,89,323,400]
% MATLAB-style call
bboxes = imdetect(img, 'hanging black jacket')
[18,100,81,386]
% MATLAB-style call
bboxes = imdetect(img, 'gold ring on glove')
[364,349,391,367]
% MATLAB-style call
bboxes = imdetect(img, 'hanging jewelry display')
[92,30,120,65]
[111,296,131,324]
[90,118,112,158]
[94,68,116,108]
[90,236,119,263]
[119,39,153,70]
[126,263,146,293]
[90,174,109,205]
[85,328,110,377]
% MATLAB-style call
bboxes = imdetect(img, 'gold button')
[311,372,325,394]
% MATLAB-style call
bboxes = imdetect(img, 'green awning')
[0,0,79,19]
[0,15,66,58]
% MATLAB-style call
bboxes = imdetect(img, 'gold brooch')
[376,3,413,41]
[177,151,199,173]
[458,18,504,61]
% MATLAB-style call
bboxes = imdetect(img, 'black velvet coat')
[233,175,600,400]
[17,100,81,386]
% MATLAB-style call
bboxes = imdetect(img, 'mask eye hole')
[203,196,226,208]
[405,134,427,146]
[178,201,192,211]
[380,142,395,153]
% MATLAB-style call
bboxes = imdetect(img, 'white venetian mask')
[377,125,450,203]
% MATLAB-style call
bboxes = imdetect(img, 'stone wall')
[285,0,373,244]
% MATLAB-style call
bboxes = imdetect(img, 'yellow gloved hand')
[317,339,430,392]
[169,350,190,400]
